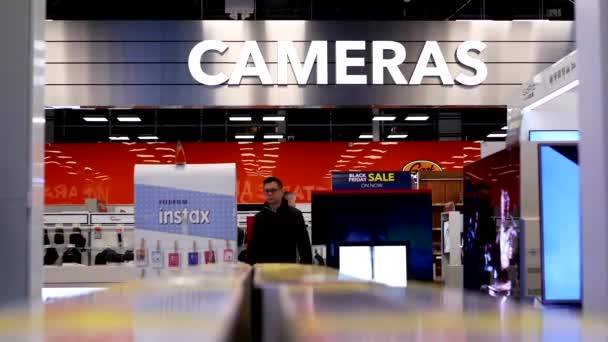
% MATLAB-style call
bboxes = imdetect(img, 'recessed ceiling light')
[263,116,286,122]
[235,134,255,140]
[137,135,159,140]
[501,126,508,130]
[359,134,374,139]
[387,134,409,139]
[229,116,252,122]
[405,115,430,121]
[117,116,142,122]
[372,115,396,121]
[83,116,108,122]
[264,134,284,140]
[109,136,129,141]
[487,133,508,138]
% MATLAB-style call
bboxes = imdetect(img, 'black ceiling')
[46,107,507,143]
[47,0,574,20]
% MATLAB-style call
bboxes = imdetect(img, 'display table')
[43,265,135,288]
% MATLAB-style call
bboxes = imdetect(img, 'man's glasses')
[264,188,280,194]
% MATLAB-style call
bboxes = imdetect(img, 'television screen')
[530,130,580,142]
[539,144,581,303]
[338,246,373,281]
[312,191,432,281]
[443,221,450,254]
[463,146,521,293]
[338,245,408,287]
[374,246,408,287]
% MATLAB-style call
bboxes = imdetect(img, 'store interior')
[40,52,583,306]
[5,0,607,338]
[42,107,502,290]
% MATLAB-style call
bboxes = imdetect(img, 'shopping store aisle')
[0,264,605,341]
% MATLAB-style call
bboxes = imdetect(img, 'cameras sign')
[331,171,412,190]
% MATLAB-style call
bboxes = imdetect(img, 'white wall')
[481,142,506,158]
[519,90,579,141]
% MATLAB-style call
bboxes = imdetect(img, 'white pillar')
[0,0,45,308]
[576,0,608,314]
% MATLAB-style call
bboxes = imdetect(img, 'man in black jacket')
[248,177,313,264]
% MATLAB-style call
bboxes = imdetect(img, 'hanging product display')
[135,238,148,267]
[94,226,102,240]
[223,240,234,263]
[150,240,164,270]
[205,240,216,264]
[54,227,64,245]
[188,241,200,267]
[168,241,181,269]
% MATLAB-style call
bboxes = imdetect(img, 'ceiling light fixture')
[138,135,159,140]
[264,134,284,140]
[372,115,396,121]
[405,115,430,121]
[109,136,129,141]
[117,116,142,122]
[487,133,508,138]
[235,134,255,140]
[501,126,508,130]
[83,116,108,122]
[229,116,252,122]
[359,134,374,139]
[387,134,409,139]
[263,116,286,122]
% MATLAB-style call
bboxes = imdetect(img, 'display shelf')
[44,212,135,267]
[44,226,135,231]
[418,171,464,282]
[90,213,134,224]
[43,265,135,286]
[432,203,464,207]
[44,213,89,224]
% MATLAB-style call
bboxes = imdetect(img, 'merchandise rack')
[416,170,464,282]
[43,213,135,267]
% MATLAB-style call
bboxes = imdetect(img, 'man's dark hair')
[263,177,283,189]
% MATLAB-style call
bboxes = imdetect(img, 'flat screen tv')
[338,245,408,287]
[312,190,432,281]
[463,146,521,293]
[529,130,580,142]
[538,143,581,304]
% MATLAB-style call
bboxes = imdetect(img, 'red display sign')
[44,141,479,204]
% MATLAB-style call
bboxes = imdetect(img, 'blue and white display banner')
[134,164,237,278]
[332,171,412,190]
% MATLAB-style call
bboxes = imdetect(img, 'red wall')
[45,141,480,205]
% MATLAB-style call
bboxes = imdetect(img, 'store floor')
[0,265,605,341]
